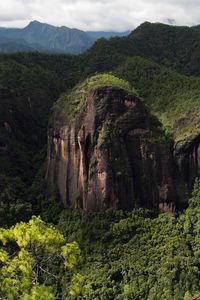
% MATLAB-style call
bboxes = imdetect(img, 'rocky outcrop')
[174,134,200,207]
[47,76,180,212]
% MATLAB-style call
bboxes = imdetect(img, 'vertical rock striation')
[174,134,200,208]
[47,75,179,212]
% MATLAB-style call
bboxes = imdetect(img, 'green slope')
[115,56,200,142]
[83,21,200,76]
[1,20,200,224]
[58,180,200,299]
[0,22,199,300]
[0,54,66,224]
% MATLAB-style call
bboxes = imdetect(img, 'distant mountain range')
[0,21,130,54]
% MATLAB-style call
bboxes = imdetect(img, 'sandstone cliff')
[47,74,182,211]
[175,134,200,193]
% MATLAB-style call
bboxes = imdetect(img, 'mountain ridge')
[0,20,199,300]
[0,21,199,221]
[0,20,130,54]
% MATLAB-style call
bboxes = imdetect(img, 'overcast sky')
[0,0,200,31]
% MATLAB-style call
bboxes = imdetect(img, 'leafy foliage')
[0,216,81,299]
[84,21,200,76]
[0,54,70,226]
[115,56,200,142]
[0,23,200,300]
[58,187,200,299]
[0,175,32,227]
[1,25,200,219]
[53,73,134,125]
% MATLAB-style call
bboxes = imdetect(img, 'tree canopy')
[0,216,82,299]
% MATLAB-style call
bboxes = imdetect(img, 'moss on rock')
[53,73,135,126]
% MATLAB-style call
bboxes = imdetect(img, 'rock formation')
[47,74,183,212]
[174,134,200,207]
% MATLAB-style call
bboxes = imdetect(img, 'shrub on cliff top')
[52,73,135,125]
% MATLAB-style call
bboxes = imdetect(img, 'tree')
[0,216,82,299]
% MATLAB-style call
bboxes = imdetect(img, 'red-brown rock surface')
[47,77,179,211]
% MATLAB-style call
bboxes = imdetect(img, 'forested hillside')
[1,180,199,299]
[58,179,200,299]
[1,44,200,223]
[83,22,200,76]
[0,21,129,54]
[0,21,199,299]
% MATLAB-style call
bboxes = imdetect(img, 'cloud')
[0,0,31,22]
[0,0,200,30]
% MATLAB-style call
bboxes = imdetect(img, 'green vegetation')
[115,56,200,142]
[0,216,82,299]
[0,54,69,225]
[53,73,134,125]
[0,175,32,227]
[0,22,200,299]
[58,182,200,299]
[84,21,200,76]
[0,181,199,299]
[59,181,200,300]
[79,73,133,91]
[2,21,200,76]
[0,48,199,226]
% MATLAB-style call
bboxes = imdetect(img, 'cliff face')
[47,76,180,212]
[174,134,200,207]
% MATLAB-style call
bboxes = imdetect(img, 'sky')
[0,0,200,31]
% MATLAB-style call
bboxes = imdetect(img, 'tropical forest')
[0,20,199,300]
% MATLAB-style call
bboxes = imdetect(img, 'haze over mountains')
[0,20,130,54]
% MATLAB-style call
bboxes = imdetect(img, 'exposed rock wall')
[47,86,179,212]
[174,134,200,207]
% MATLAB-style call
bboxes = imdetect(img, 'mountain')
[0,21,200,299]
[0,21,200,221]
[48,74,180,212]
[87,30,130,39]
[0,37,40,52]
[0,21,94,54]
[0,21,130,54]
[84,21,200,75]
